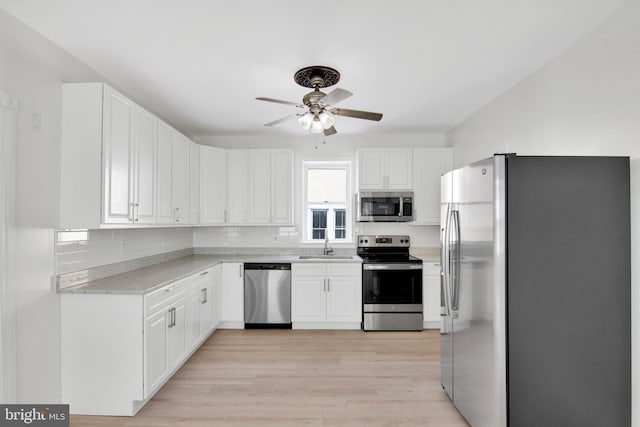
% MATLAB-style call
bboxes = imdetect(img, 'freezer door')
[440,174,453,398]
[440,171,454,399]
[451,156,506,427]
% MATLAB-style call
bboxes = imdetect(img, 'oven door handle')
[363,264,423,271]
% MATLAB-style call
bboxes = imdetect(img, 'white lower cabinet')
[292,262,362,329]
[220,262,244,328]
[61,268,219,417]
[423,262,441,328]
[190,268,215,340]
[212,264,223,328]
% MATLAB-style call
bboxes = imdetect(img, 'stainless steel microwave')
[356,191,414,222]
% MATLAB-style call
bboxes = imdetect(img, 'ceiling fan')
[256,66,383,136]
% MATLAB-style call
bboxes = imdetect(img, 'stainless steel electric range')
[357,235,423,331]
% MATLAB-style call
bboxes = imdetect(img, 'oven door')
[362,263,423,311]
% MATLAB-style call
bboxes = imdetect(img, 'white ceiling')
[0,0,627,138]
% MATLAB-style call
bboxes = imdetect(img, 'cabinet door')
[270,150,293,224]
[357,149,385,189]
[200,146,227,224]
[168,299,189,369]
[413,148,452,223]
[221,263,244,322]
[156,121,174,224]
[212,265,223,328]
[188,142,200,224]
[325,276,362,322]
[226,150,249,224]
[423,262,442,323]
[172,132,189,223]
[292,277,326,322]
[102,86,134,223]
[199,283,213,338]
[386,149,413,189]
[133,107,157,224]
[248,150,271,224]
[187,290,202,351]
[191,269,214,338]
[144,308,169,397]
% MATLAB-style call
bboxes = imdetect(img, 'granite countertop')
[59,254,362,295]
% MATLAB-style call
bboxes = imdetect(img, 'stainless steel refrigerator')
[440,155,630,427]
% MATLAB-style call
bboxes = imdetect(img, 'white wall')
[194,133,446,249]
[447,1,640,424]
[0,9,102,403]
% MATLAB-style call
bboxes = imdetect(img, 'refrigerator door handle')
[451,208,461,312]
[441,203,453,317]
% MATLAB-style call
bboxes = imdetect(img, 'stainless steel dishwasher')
[244,263,291,328]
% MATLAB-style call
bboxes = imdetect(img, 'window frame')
[302,161,353,244]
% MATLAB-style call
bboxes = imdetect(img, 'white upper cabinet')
[223,149,293,226]
[102,86,135,224]
[226,150,250,224]
[60,82,194,229]
[413,148,452,224]
[248,150,271,224]
[133,107,157,224]
[356,148,413,190]
[156,123,189,224]
[156,121,174,224]
[61,83,161,228]
[171,131,190,223]
[270,150,294,225]
[199,145,227,224]
[188,142,200,224]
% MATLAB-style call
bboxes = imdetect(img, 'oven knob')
[365,239,369,243]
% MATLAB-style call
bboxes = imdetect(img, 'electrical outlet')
[30,112,41,131]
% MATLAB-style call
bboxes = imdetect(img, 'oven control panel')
[357,235,410,248]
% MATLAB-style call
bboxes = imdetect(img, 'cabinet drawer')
[292,263,327,277]
[189,268,214,290]
[327,263,362,277]
[423,262,441,276]
[145,277,189,313]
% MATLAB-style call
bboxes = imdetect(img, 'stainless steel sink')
[298,255,355,260]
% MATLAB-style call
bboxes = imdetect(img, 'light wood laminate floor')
[71,329,469,427]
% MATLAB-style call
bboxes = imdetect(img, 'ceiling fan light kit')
[256,65,383,136]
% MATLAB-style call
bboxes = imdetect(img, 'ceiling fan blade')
[324,126,337,136]
[319,88,353,106]
[264,114,298,127]
[256,97,305,109]
[330,108,383,121]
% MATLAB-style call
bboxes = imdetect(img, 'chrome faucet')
[323,231,334,256]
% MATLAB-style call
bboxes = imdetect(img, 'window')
[303,161,352,242]
[335,209,346,239]
[311,209,327,239]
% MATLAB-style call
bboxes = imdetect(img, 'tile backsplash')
[56,224,440,274]
[56,227,194,274]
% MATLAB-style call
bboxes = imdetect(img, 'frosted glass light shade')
[310,118,324,134]
[318,112,335,129]
[298,113,313,130]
